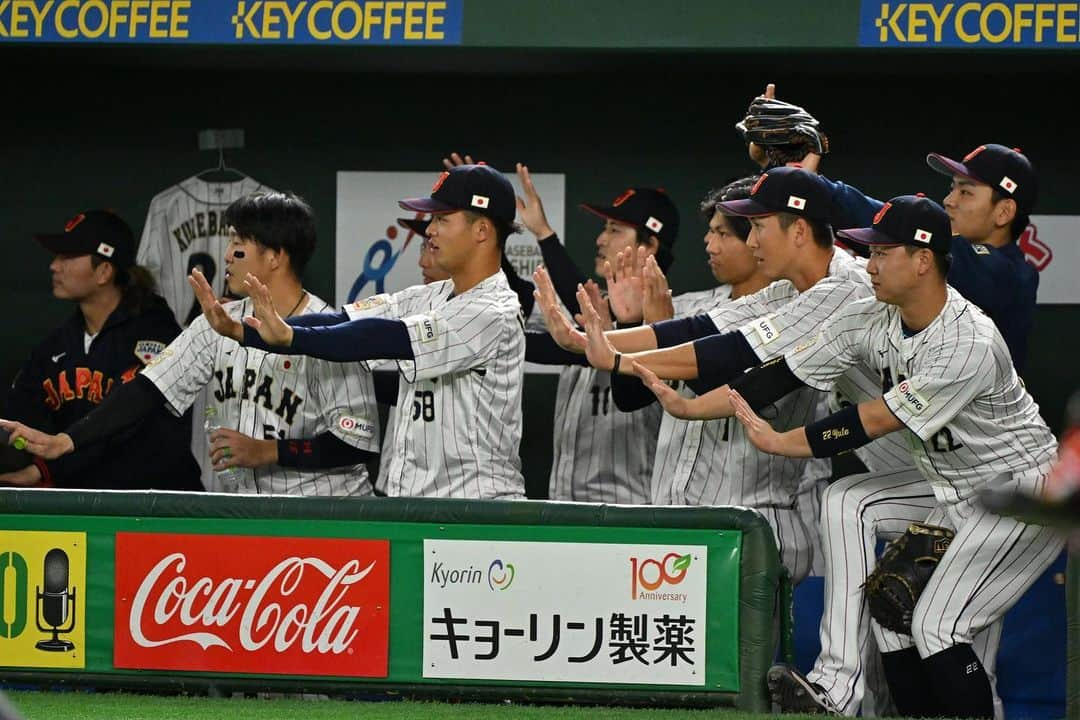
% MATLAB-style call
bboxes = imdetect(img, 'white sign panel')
[1026,216,1080,304]
[423,540,707,685]
[335,171,565,306]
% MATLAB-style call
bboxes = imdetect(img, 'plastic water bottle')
[204,406,245,492]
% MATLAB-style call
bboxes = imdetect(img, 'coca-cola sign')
[114,533,389,676]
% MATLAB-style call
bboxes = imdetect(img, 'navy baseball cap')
[399,164,516,226]
[396,217,431,238]
[580,187,680,246]
[35,210,136,270]
[927,144,1038,215]
[836,194,952,255]
[715,166,832,223]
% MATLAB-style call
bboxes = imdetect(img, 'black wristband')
[612,353,622,374]
[805,404,871,458]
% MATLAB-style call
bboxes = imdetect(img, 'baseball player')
[138,173,275,489]
[925,144,1040,373]
[739,86,1042,715]
[601,175,822,581]
[2,192,380,496]
[648,195,1062,718]
[188,164,527,499]
[372,216,448,494]
[515,164,677,503]
[0,210,200,491]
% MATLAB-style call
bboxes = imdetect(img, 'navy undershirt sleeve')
[652,314,720,348]
[525,331,590,365]
[287,310,351,328]
[538,233,588,316]
[611,373,658,412]
[243,317,414,362]
[277,431,376,469]
[689,331,761,393]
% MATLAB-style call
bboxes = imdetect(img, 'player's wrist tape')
[612,353,622,374]
[729,356,805,409]
[805,404,870,458]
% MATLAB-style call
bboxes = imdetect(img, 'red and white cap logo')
[471,194,489,209]
[999,176,1017,194]
[97,242,115,257]
[787,195,806,211]
[645,216,663,233]
[913,229,932,244]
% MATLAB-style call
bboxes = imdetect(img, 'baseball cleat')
[767,663,841,715]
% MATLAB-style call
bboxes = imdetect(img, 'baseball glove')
[735,97,830,166]
[863,522,955,634]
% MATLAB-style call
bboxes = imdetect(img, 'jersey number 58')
[413,390,435,422]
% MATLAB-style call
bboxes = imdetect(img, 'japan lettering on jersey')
[345,271,525,499]
[787,289,1057,503]
[141,293,379,496]
[138,175,271,326]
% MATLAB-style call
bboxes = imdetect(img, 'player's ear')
[993,196,1017,228]
[474,216,493,244]
[94,259,116,287]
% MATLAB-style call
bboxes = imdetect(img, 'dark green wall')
[2,45,1077,497]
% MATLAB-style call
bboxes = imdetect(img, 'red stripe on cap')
[65,213,86,232]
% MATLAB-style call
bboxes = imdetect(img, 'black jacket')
[5,293,201,490]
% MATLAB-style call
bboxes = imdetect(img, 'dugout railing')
[0,489,791,711]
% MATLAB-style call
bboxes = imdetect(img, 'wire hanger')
[195,147,248,182]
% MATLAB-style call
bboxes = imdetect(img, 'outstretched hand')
[729,388,784,454]
[533,266,586,353]
[604,246,646,323]
[0,419,73,460]
[573,280,613,331]
[242,273,294,347]
[189,268,243,341]
[630,361,695,418]
[442,151,476,169]
[575,283,619,371]
[642,254,675,323]
[515,163,556,239]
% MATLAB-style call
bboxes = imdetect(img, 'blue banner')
[860,1,1080,47]
[0,0,462,44]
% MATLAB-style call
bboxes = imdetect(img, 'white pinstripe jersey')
[702,249,913,474]
[345,271,526,499]
[549,365,661,504]
[787,289,1057,503]
[651,286,818,506]
[137,175,271,326]
[141,293,379,496]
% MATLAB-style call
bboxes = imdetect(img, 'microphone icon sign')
[35,548,76,652]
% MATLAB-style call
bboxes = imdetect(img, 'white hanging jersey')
[787,288,1057,502]
[345,271,526,499]
[141,292,379,496]
[138,175,271,326]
